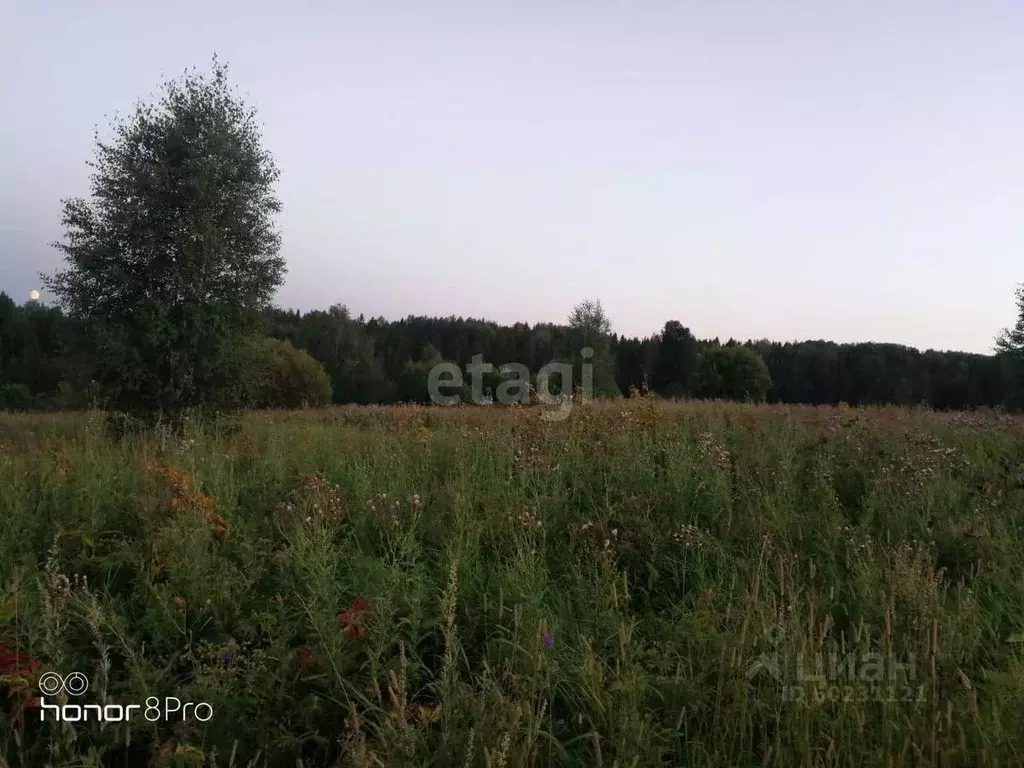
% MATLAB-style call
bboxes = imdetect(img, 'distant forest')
[0,291,1006,411]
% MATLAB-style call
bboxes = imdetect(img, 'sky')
[2,1,1022,354]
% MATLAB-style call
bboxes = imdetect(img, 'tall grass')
[0,399,1022,766]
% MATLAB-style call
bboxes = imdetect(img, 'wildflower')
[48,573,71,598]
[350,595,370,612]
[337,595,371,639]
[297,646,319,671]
[697,432,731,472]
[509,508,543,530]
[172,596,186,610]
[672,524,704,549]
[0,641,40,682]
[340,620,366,639]
[205,513,228,536]
[538,618,555,651]
[367,493,401,527]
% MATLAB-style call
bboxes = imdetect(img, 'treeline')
[270,308,1005,409]
[0,291,1009,411]
[0,294,95,410]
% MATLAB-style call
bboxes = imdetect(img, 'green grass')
[0,399,1022,766]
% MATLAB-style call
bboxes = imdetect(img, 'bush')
[689,346,773,402]
[0,383,32,410]
[253,337,333,409]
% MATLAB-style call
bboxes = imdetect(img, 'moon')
[29,290,40,301]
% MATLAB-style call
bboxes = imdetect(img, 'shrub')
[689,345,773,402]
[0,383,32,410]
[253,337,333,409]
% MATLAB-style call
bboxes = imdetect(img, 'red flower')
[336,595,371,639]
[0,641,40,682]
[350,595,370,612]
[297,646,320,670]
[343,622,367,639]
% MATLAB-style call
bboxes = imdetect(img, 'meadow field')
[0,398,1022,766]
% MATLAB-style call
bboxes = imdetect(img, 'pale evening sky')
[2,1,1022,353]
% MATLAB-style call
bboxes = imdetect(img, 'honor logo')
[37,671,213,723]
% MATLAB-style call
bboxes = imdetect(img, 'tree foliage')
[42,58,284,419]
[689,345,773,402]
[252,338,332,409]
[275,305,393,404]
[653,320,698,397]
[567,298,620,397]
[0,295,1013,412]
[995,283,1024,410]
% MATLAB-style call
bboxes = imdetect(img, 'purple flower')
[542,631,555,651]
